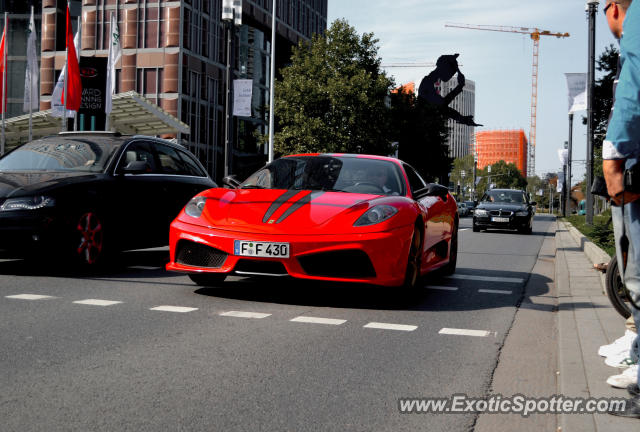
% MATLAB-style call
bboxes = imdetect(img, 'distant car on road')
[0,132,216,265]
[464,201,476,214]
[166,153,459,289]
[457,202,470,217]
[472,189,536,234]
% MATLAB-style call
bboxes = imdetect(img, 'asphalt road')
[0,214,556,432]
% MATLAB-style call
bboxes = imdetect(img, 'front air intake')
[298,250,376,279]
[175,240,228,268]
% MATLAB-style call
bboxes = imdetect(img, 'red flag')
[63,5,81,111]
[0,22,7,114]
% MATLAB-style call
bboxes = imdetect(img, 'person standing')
[603,0,640,419]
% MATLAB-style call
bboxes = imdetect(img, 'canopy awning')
[3,91,189,149]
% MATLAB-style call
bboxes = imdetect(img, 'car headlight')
[184,196,207,218]
[354,205,398,227]
[474,209,488,216]
[0,196,55,211]
[515,210,529,216]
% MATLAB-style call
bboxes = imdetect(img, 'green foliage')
[391,90,452,182]
[475,160,527,197]
[274,19,395,156]
[566,211,615,256]
[449,154,475,197]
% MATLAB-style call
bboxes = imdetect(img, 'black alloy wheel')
[403,228,423,289]
[441,226,458,276]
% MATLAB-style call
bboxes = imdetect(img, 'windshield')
[0,138,118,172]
[481,190,527,204]
[240,156,407,196]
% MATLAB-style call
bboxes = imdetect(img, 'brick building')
[475,129,528,176]
[38,0,327,180]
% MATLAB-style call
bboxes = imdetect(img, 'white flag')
[565,73,587,113]
[105,13,121,115]
[50,30,80,118]
[23,9,39,112]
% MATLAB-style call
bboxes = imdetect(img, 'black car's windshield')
[481,190,527,204]
[0,138,118,172]
[240,156,407,196]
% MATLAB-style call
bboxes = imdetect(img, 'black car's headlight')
[515,210,529,216]
[474,209,488,216]
[0,196,55,211]
[184,196,207,218]
[354,205,398,227]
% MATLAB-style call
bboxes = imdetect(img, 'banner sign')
[565,73,587,113]
[233,79,253,117]
[558,148,569,166]
[78,56,107,131]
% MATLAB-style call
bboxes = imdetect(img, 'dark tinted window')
[481,190,527,204]
[177,149,207,177]
[403,164,426,195]
[0,137,116,172]
[116,141,158,174]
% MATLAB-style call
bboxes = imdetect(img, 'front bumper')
[166,219,415,287]
[0,209,59,256]
[473,213,530,230]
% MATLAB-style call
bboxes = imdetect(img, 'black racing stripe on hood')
[262,190,301,223]
[275,192,324,224]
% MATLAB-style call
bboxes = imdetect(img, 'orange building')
[475,130,528,176]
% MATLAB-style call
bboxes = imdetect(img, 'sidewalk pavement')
[556,219,638,431]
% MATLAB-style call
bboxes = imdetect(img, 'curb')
[561,220,611,291]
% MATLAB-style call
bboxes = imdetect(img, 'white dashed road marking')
[220,311,272,319]
[6,294,54,300]
[478,289,513,295]
[427,285,459,291]
[439,328,491,337]
[459,228,470,231]
[73,299,123,306]
[448,274,524,284]
[150,306,198,313]
[290,316,347,325]
[364,322,418,332]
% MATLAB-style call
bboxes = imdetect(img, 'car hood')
[476,202,528,212]
[192,188,414,235]
[0,171,101,198]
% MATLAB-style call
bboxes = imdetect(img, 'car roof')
[284,153,403,165]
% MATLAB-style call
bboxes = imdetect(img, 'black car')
[472,189,536,234]
[0,132,216,265]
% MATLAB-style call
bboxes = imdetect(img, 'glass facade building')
[38,0,327,181]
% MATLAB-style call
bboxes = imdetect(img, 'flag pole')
[28,6,34,142]
[267,0,276,162]
[73,16,81,132]
[105,12,113,131]
[1,12,7,155]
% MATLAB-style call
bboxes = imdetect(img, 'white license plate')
[491,217,510,223]
[233,240,290,258]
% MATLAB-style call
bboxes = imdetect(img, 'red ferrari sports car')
[166,154,458,288]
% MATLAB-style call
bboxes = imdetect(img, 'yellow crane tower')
[444,23,570,177]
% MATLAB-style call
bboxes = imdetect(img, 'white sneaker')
[607,365,639,388]
[605,352,638,369]
[599,330,637,357]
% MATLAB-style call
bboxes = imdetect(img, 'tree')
[274,20,395,156]
[390,88,452,183]
[450,154,475,198]
[475,160,527,197]
[583,44,618,178]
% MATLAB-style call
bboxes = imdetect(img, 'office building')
[475,129,528,176]
[438,74,476,159]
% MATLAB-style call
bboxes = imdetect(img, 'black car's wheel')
[605,255,632,319]
[403,228,422,289]
[441,227,458,276]
[189,273,227,287]
[73,211,107,266]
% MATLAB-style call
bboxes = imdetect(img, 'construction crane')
[444,23,570,177]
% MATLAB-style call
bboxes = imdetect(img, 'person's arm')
[603,159,640,205]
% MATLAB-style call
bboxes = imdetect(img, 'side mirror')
[530,201,537,206]
[415,183,449,200]
[122,160,150,174]
[223,175,241,189]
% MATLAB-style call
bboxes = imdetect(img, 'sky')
[327,0,617,183]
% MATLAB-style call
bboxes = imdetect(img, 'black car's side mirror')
[122,161,151,174]
[223,175,241,189]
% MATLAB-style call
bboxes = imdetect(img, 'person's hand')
[460,115,483,126]
[603,159,640,205]
[457,72,465,87]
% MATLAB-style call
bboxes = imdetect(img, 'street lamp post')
[221,0,242,178]
[268,0,276,163]
[586,0,599,224]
